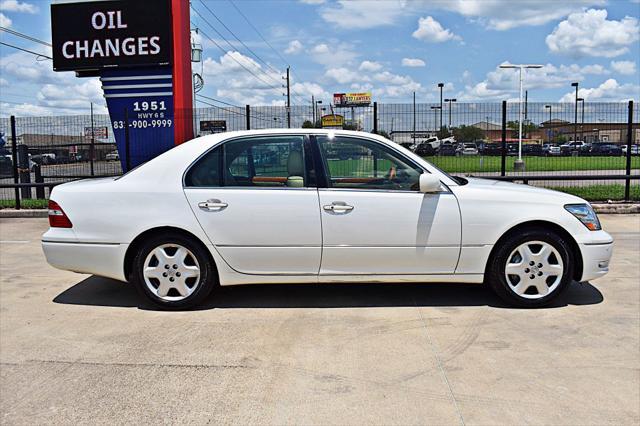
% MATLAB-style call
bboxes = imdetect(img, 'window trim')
[182,133,316,189]
[311,134,439,193]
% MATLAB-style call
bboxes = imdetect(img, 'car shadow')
[53,276,604,311]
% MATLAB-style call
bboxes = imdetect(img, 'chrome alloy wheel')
[143,244,201,301]
[504,241,564,300]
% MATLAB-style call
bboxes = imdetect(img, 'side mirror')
[419,174,441,193]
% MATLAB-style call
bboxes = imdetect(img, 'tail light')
[48,200,73,228]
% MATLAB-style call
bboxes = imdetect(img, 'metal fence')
[1,101,638,208]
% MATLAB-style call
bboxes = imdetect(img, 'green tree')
[507,120,538,137]
[452,125,485,142]
[436,126,451,139]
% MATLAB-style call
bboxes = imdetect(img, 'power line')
[197,0,280,76]
[190,9,282,92]
[227,0,289,66]
[197,94,242,108]
[224,0,310,103]
[0,26,51,47]
[191,6,308,106]
[0,41,51,59]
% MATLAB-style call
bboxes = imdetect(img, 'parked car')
[438,144,457,156]
[560,141,588,156]
[506,143,519,156]
[543,144,561,156]
[0,155,12,177]
[589,143,623,156]
[458,142,479,155]
[106,150,120,161]
[622,144,640,156]
[481,143,501,156]
[414,142,436,156]
[43,129,613,309]
[522,144,543,156]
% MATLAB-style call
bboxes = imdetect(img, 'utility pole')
[311,95,315,124]
[285,66,291,128]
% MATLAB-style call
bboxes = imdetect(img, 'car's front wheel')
[131,233,217,309]
[486,228,574,307]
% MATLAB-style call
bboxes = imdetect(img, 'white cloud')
[558,78,640,102]
[325,67,363,84]
[284,40,303,55]
[299,0,325,4]
[610,60,637,75]
[412,16,461,43]
[546,9,640,58]
[308,42,358,66]
[202,50,328,105]
[359,60,382,72]
[317,0,605,31]
[320,0,409,29]
[0,12,11,27]
[402,58,426,67]
[0,0,37,13]
[459,62,616,100]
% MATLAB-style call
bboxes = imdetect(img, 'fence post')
[373,102,378,134]
[245,105,251,130]
[625,100,633,201]
[501,100,507,176]
[34,164,45,199]
[90,102,95,177]
[124,108,131,172]
[17,144,31,200]
[10,115,20,210]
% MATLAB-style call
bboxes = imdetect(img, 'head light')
[565,204,601,231]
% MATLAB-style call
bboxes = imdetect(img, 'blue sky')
[0,0,639,116]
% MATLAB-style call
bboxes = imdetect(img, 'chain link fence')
[1,101,638,208]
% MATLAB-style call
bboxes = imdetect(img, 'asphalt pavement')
[0,216,639,425]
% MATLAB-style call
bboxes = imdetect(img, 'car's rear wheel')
[486,229,574,308]
[131,233,217,309]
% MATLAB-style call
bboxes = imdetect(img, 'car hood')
[454,177,586,204]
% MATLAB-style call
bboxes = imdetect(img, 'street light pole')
[500,63,543,171]
[438,83,444,131]
[545,105,552,143]
[444,98,456,129]
[571,82,579,142]
[577,97,584,142]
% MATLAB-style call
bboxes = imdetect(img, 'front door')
[184,135,321,275]
[315,135,461,275]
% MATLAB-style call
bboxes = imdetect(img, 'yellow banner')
[321,114,344,127]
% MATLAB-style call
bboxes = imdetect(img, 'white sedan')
[42,129,613,309]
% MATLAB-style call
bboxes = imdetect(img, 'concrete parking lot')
[1,215,639,425]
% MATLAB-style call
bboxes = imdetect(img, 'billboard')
[321,114,344,128]
[84,126,109,139]
[200,120,227,133]
[333,92,372,107]
[51,0,172,71]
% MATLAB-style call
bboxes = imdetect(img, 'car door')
[315,135,461,275]
[183,134,322,275]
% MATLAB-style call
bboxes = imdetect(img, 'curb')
[592,203,640,214]
[0,209,48,218]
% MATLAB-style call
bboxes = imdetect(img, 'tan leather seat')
[286,150,304,187]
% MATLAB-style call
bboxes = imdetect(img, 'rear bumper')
[579,241,613,282]
[42,241,129,282]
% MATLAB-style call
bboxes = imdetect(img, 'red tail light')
[48,200,73,228]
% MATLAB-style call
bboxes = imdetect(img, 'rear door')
[314,135,462,275]
[183,134,322,275]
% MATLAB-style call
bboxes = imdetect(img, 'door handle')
[323,202,354,212]
[198,199,228,211]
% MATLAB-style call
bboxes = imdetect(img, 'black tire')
[131,233,217,309]
[486,228,574,308]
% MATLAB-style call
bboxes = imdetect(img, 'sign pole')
[171,0,194,144]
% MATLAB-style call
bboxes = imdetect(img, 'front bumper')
[578,241,613,282]
[42,241,129,282]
